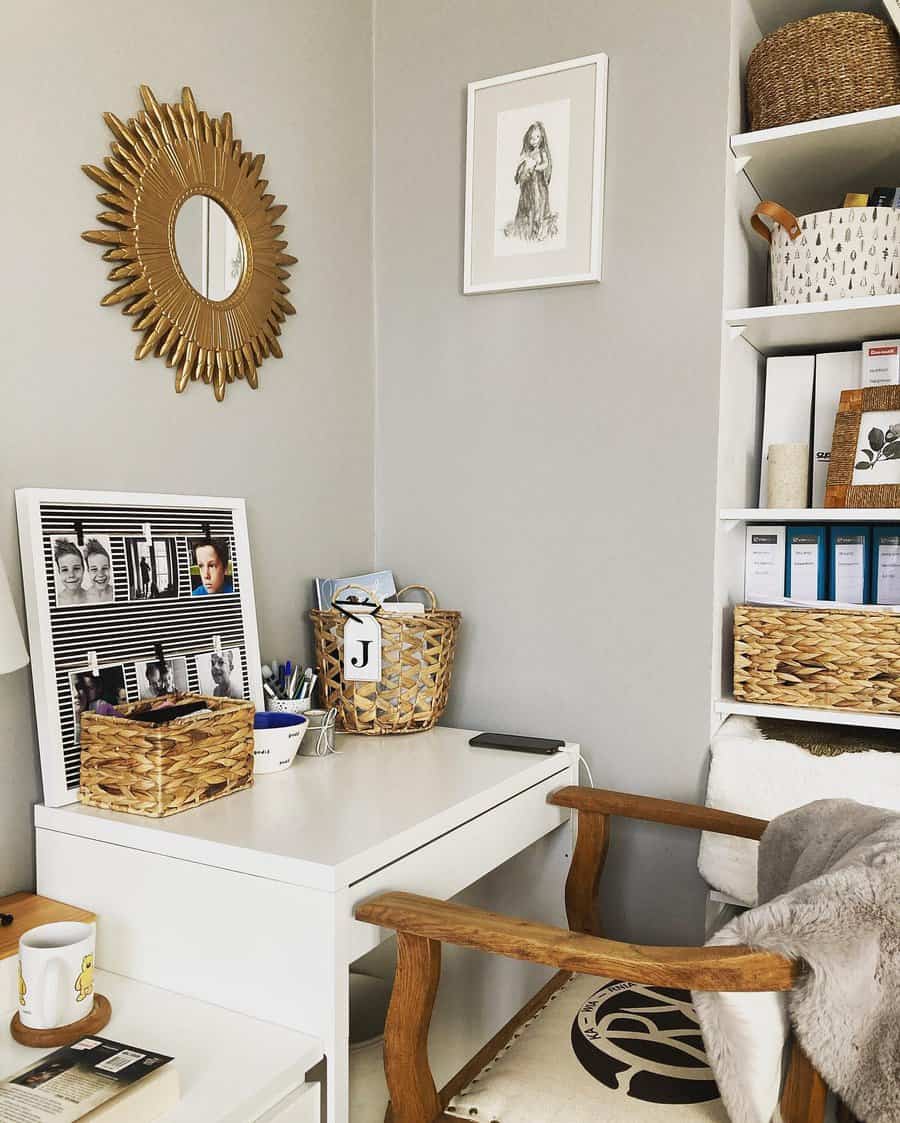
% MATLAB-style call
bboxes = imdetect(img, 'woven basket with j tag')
[310,584,460,735]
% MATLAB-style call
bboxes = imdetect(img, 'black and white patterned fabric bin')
[446,974,727,1122]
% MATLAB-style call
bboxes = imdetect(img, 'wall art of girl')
[504,121,559,244]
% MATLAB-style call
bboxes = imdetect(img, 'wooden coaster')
[10,994,111,1048]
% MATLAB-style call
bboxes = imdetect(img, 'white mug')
[19,922,96,1029]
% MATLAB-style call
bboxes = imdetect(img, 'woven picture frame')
[826,385,900,507]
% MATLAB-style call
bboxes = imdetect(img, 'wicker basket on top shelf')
[310,585,460,735]
[733,603,900,715]
[746,12,900,131]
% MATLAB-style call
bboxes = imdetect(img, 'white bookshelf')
[712,0,900,736]
[721,508,900,522]
[716,696,900,731]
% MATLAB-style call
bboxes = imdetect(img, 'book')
[862,339,900,388]
[812,351,860,507]
[0,1036,177,1123]
[313,570,396,610]
[758,356,814,507]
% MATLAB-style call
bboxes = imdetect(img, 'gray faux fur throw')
[694,799,900,1123]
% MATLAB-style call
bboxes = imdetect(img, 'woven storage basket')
[734,603,900,715]
[80,693,255,817]
[746,12,900,131]
[310,584,460,735]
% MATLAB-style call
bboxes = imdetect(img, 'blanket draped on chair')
[693,799,900,1123]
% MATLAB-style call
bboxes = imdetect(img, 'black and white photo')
[196,647,244,699]
[69,664,128,741]
[51,534,116,608]
[135,655,189,699]
[125,537,179,600]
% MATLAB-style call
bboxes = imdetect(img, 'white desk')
[34,727,578,1123]
[0,969,321,1122]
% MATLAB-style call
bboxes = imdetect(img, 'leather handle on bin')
[751,200,802,244]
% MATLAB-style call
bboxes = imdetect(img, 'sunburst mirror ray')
[82,85,296,401]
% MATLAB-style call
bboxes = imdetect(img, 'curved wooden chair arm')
[355,890,797,992]
[549,786,768,840]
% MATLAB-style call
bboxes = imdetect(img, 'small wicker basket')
[746,12,900,131]
[310,584,460,735]
[734,603,900,715]
[80,693,255,818]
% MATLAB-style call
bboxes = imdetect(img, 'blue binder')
[785,526,826,600]
[828,526,871,603]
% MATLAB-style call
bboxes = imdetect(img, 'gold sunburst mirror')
[82,85,296,401]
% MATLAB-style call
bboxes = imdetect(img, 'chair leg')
[780,1038,828,1123]
[565,811,609,935]
[836,1102,860,1123]
[383,932,442,1123]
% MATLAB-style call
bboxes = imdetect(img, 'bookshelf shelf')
[720,508,900,522]
[731,103,900,216]
[716,696,900,731]
[725,294,900,354]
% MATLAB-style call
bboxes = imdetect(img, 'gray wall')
[374,0,730,942]
[0,0,375,894]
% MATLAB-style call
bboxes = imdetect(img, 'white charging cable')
[577,753,595,787]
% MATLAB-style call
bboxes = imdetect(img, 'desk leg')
[328,894,351,1123]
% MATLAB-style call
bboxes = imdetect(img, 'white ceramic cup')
[19,921,96,1029]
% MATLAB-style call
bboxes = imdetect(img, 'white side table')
[0,969,322,1122]
[35,727,578,1122]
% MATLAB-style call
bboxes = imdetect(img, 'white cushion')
[446,974,728,1122]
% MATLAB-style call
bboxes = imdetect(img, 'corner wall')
[0,0,375,893]
[373,0,731,942]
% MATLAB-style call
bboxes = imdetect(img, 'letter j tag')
[344,614,382,682]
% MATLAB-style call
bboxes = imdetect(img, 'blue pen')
[284,660,292,688]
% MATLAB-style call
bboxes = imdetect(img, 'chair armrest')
[356,891,797,992]
[549,786,768,840]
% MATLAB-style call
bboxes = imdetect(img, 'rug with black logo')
[446,974,727,1121]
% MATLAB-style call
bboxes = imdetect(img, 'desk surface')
[0,968,321,1123]
[35,727,578,891]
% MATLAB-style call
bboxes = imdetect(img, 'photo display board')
[16,490,263,807]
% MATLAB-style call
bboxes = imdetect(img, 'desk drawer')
[347,769,571,961]
[255,1081,320,1122]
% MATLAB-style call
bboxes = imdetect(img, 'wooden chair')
[356,786,851,1123]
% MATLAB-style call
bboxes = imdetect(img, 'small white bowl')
[253,711,308,774]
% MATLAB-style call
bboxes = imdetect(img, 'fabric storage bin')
[751,201,900,305]
[746,12,900,131]
[80,693,255,817]
[733,603,900,715]
[310,585,460,735]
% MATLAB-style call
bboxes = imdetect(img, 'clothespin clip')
[212,634,223,656]
[155,641,166,670]
[142,522,152,544]
[88,650,100,677]
[201,522,212,542]
[74,521,85,547]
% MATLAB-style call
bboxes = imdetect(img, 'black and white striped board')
[16,490,263,807]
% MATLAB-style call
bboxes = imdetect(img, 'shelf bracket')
[732,154,751,176]
[728,323,747,342]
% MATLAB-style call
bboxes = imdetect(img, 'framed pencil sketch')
[16,489,264,807]
[826,386,900,507]
[464,53,608,294]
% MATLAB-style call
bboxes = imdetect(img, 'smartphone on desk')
[468,732,564,754]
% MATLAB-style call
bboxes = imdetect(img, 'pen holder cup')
[265,697,312,716]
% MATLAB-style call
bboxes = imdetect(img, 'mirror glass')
[174,195,244,301]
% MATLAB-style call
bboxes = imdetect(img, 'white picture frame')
[464,53,608,294]
[16,489,264,807]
